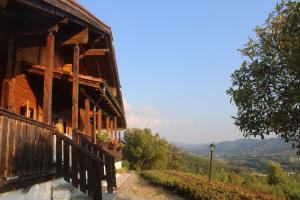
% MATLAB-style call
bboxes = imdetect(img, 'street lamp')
[209,142,216,182]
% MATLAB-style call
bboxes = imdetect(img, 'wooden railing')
[78,133,116,193]
[0,108,111,200]
[54,130,104,199]
[0,108,54,192]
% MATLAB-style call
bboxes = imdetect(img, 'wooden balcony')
[0,108,117,200]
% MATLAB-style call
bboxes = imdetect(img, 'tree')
[266,161,286,185]
[227,0,300,153]
[167,143,184,170]
[123,128,169,170]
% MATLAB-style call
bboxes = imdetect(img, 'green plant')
[96,131,111,142]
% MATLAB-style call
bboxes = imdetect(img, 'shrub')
[140,170,278,200]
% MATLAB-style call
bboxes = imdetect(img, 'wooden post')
[93,106,96,143]
[106,116,110,135]
[113,117,117,140]
[84,98,90,136]
[72,44,79,140]
[43,32,55,125]
[109,119,114,139]
[97,110,102,131]
[1,38,16,111]
[26,100,30,118]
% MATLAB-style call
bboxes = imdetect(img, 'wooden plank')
[0,117,8,178]
[84,98,90,137]
[48,128,54,171]
[14,120,21,175]
[56,137,62,175]
[35,127,44,173]
[43,32,55,125]
[41,129,50,173]
[71,147,78,187]
[62,28,88,46]
[20,122,27,176]
[63,141,70,182]
[6,118,15,177]
[87,158,95,198]
[27,124,35,176]
[79,48,109,59]
[72,45,79,140]
[79,151,86,193]
[94,162,103,200]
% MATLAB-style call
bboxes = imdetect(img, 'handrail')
[54,131,105,165]
[77,132,116,158]
[0,108,52,129]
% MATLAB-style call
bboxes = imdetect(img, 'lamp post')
[209,142,215,182]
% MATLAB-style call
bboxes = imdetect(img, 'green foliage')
[167,143,184,170]
[123,128,169,170]
[96,131,111,142]
[227,0,300,152]
[140,170,275,200]
[266,161,286,185]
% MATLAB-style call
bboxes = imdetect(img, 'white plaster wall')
[115,161,122,170]
[0,181,52,200]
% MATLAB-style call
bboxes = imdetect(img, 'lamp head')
[209,142,216,152]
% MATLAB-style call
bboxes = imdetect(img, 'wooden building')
[0,0,126,199]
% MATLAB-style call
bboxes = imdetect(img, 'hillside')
[177,138,300,171]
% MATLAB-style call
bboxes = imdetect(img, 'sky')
[78,0,279,144]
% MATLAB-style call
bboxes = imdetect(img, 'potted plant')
[96,131,111,148]
[109,139,118,150]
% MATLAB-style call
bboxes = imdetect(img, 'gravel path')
[116,173,184,200]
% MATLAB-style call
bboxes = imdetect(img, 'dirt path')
[116,173,184,200]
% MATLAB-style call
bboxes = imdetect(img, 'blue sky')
[78,0,279,144]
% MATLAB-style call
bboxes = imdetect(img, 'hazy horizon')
[77,0,280,143]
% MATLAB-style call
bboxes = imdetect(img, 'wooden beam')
[79,49,109,59]
[12,18,68,37]
[84,98,90,137]
[1,38,16,111]
[62,28,88,46]
[72,45,80,140]
[43,32,55,125]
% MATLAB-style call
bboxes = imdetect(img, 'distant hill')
[177,138,300,171]
[177,138,296,156]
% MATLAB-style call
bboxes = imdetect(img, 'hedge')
[140,170,280,200]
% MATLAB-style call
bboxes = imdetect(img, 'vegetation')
[123,128,169,170]
[140,170,275,200]
[96,131,111,142]
[227,0,300,152]
[123,128,300,199]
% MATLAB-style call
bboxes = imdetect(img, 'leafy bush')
[123,128,169,170]
[140,170,277,200]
